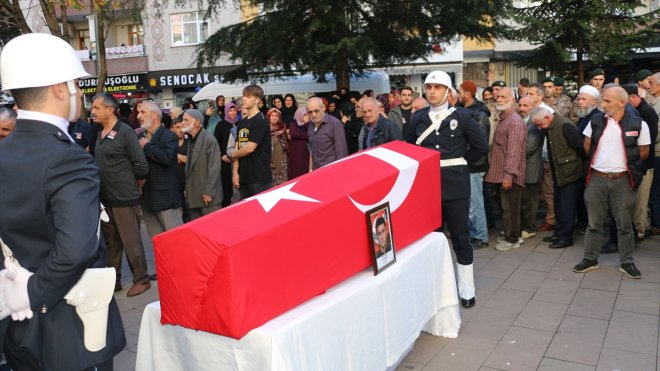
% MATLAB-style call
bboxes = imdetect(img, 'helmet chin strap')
[66,80,79,122]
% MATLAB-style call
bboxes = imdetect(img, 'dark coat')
[358,115,403,150]
[142,124,182,212]
[406,107,488,200]
[0,119,125,370]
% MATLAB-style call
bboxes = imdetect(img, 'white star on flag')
[251,182,320,212]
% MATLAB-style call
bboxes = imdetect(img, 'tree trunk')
[576,36,585,88]
[335,67,350,92]
[95,12,107,93]
[39,0,61,37]
[6,0,32,33]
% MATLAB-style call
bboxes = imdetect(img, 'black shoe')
[542,235,559,243]
[550,239,573,249]
[114,282,122,292]
[149,273,158,281]
[619,263,641,279]
[473,240,489,250]
[600,241,618,254]
[460,297,476,308]
[573,259,599,273]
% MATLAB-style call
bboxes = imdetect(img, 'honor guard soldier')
[0,33,126,370]
[406,71,488,308]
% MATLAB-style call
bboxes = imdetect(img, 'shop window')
[170,12,209,46]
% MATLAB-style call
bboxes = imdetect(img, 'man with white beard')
[406,71,488,309]
[575,85,602,231]
[137,100,183,237]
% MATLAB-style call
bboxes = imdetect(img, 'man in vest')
[406,71,488,308]
[573,86,651,279]
[530,108,585,249]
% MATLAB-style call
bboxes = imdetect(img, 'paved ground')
[114,225,660,371]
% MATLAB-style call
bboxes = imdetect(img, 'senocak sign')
[79,73,147,94]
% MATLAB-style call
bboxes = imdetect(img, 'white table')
[136,232,460,371]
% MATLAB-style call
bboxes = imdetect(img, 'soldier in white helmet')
[406,71,488,308]
[0,33,125,370]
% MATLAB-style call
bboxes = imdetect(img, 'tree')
[194,0,512,90]
[509,0,659,87]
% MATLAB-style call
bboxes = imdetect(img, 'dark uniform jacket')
[141,125,182,212]
[405,107,488,200]
[0,119,126,370]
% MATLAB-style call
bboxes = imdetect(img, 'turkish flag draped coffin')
[154,141,441,339]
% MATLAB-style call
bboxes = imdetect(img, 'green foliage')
[193,0,512,84]
[510,0,660,73]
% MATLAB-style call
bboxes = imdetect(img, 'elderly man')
[575,85,602,228]
[0,33,126,370]
[137,100,183,236]
[531,108,585,249]
[623,84,659,240]
[574,86,651,278]
[517,96,544,240]
[358,97,402,150]
[411,97,429,113]
[485,87,527,251]
[0,106,17,140]
[232,85,272,199]
[649,73,660,235]
[181,109,223,216]
[307,96,348,170]
[93,93,151,296]
[406,71,488,308]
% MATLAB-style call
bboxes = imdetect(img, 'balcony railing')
[75,45,145,60]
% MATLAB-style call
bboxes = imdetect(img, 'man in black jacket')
[0,32,125,371]
[138,100,183,237]
[358,98,402,150]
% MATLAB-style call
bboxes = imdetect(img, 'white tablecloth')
[136,232,460,371]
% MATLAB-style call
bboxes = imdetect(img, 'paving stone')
[513,300,569,332]
[483,326,554,371]
[547,260,586,283]
[632,256,660,284]
[538,358,595,371]
[596,348,657,371]
[519,251,560,272]
[546,315,609,366]
[481,288,534,314]
[460,306,519,342]
[566,288,617,321]
[501,269,547,292]
[403,332,449,365]
[533,279,580,304]
[478,258,521,279]
[424,335,498,371]
[395,360,425,371]
[579,266,622,292]
[614,279,660,316]
[603,310,658,356]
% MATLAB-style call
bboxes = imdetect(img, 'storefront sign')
[147,67,233,89]
[79,73,147,94]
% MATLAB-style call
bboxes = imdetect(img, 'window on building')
[78,29,90,50]
[128,25,144,45]
[170,12,209,46]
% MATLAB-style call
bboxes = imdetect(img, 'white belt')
[440,157,467,167]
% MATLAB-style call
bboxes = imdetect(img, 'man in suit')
[405,71,488,308]
[181,109,223,219]
[0,32,125,371]
[138,100,183,236]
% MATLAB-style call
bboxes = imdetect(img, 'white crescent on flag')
[345,147,419,213]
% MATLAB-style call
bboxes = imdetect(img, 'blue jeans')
[468,172,488,242]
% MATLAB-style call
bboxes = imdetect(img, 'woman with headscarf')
[267,108,289,186]
[376,93,390,117]
[214,102,240,207]
[281,93,298,127]
[206,95,225,138]
[339,101,362,155]
[288,107,310,179]
[270,95,284,111]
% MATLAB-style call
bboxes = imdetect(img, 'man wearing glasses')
[306,97,348,170]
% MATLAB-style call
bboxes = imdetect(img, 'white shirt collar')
[429,103,449,114]
[16,109,74,142]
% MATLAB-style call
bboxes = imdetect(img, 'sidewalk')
[115,225,660,371]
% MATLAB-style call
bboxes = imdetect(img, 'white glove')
[0,270,14,320]
[2,257,34,321]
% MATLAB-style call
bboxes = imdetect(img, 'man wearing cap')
[181,108,223,217]
[517,97,544,240]
[486,81,505,140]
[589,68,606,92]
[553,77,573,116]
[574,86,651,279]
[0,33,125,370]
[406,71,488,308]
[623,84,658,241]
[575,85,602,229]
[542,78,571,117]
[635,69,654,101]
[458,80,491,249]
[516,78,529,101]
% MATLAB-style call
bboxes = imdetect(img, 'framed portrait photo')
[366,202,396,275]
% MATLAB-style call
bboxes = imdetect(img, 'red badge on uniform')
[107,130,117,139]
[625,131,639,137]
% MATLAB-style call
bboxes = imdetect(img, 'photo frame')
[366,202,396,275]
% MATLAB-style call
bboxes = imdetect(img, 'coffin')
[154,141,442,339]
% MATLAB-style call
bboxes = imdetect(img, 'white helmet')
[1,33,90,90]
[424,71,453,89]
